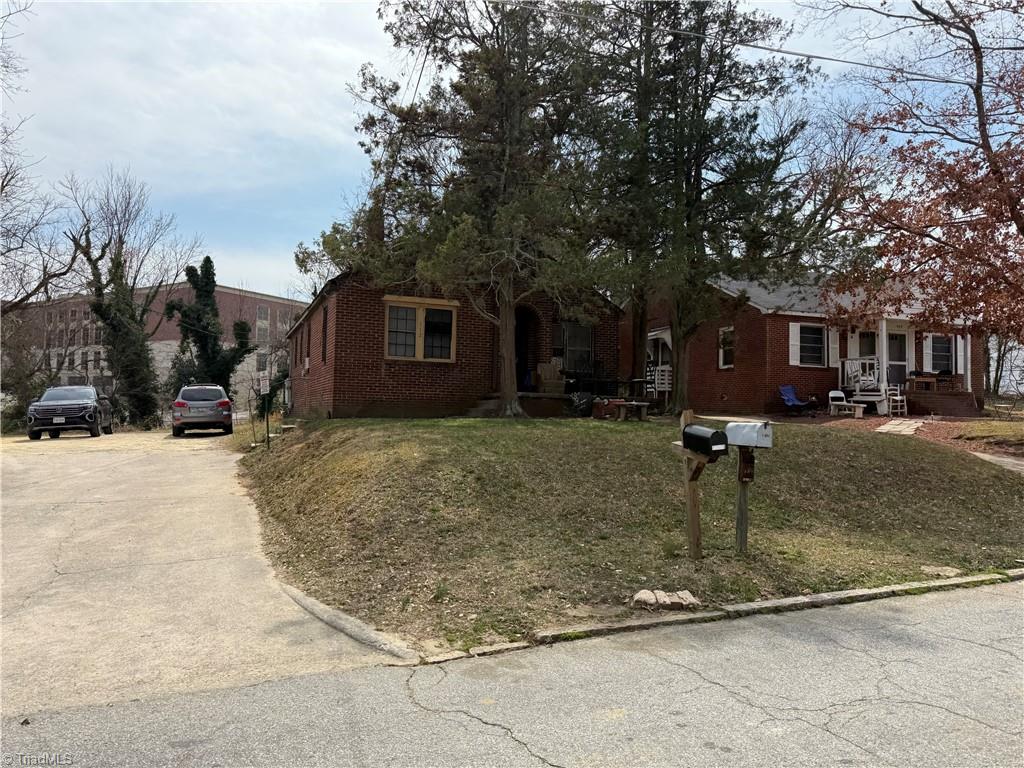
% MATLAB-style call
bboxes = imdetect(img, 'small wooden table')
[616,401,649,421]
[908,376,937,392]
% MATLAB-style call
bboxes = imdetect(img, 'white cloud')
[12,1,398,193]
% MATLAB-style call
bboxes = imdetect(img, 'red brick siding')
[288,279,621,417]
[687,304,767,414]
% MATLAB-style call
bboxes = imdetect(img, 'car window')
[180,387,226,402]
[40,387,95,402]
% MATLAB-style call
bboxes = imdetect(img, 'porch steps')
[906,391,979,417]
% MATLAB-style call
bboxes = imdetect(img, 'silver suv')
[171,385,233,437]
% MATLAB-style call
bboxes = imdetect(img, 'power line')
[487,0,1005,92]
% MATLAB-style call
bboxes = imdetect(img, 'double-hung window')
[931,335,953,372]
[798,324,827,366]
[718,327,735,369]
[384,297,457,362]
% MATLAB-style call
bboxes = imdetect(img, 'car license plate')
[52,416,65,424]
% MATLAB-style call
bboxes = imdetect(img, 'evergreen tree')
[164,256,254,393]
[314,0,597,417]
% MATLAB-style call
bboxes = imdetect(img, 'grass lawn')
[953,419,1024,456]
[239,418,1024,651]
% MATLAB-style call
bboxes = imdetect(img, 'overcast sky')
[9,1,858,300]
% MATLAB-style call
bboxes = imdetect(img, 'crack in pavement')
[2,518,78,619]
[403,666,569,768]
[642,647,884,761]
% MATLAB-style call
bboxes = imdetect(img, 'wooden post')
[680,409,702,560]
[735,447,754,553]
[264,394,271,451]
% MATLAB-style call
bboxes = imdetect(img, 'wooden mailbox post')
[672,415,773,560]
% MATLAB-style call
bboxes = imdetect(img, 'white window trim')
[383,297,459,363]
[718,326,735,369]
[791,322,829,368]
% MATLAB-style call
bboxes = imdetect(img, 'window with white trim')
[718,327,734,368]
[799,325,826,366]
[384,298,457,362]
[932,335,953,372]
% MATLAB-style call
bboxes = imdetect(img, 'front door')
[887,332,908,386]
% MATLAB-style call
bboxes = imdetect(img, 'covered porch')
[839,318,977,417]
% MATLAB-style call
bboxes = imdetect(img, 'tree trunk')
[983,333,992,394]
[630,293,648,381]
[668,324,691,414]
[497,290,526,418]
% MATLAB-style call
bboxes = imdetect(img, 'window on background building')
[321,307,328,362]
[384,299,457,362]
[718,327,735,368]
[70,309,77,322]
[94,326,103,344]
[46,311,53,325]
[256,305,269,322]
[46,330,55,348]
[932,335,953,372]
[560,321,593,371]
[858,331,876,357]
[799,325,826,366]
[257,353,268,372]
[68,328,77,346]
[81,351,89,371]
[256,325,269,343]
[278,308,291,327]
[94,350,101,369]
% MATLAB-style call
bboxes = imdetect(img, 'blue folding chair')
[779,384,813,415]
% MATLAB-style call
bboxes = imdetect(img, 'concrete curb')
[280,584,420,662]
[529,572,1015,648]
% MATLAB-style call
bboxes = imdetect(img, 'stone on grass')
[676,590,702,608]
[631,590,658,608]
[653,589,673,607]
[920,566,963,578]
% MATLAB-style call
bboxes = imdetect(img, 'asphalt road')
[1,431,390,717]
[3,575,1021,767]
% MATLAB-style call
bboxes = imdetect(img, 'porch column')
[878,317,889,391]
[964,332,972,392]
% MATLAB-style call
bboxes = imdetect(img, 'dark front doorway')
[515,306,539,391]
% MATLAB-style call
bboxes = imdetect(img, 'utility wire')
[487,0,1006,92]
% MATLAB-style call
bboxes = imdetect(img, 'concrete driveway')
[1,430,390,716]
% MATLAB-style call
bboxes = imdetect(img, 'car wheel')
[48,430,61,439]
[89,421,101,437]
[172,426,183,437]
[102,423,113,435]
[223,423,233,435]
[28,430,41,441]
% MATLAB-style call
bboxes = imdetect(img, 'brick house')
[285,274,621,418]
[635,278,985,416]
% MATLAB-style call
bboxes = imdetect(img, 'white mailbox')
[725,421,773,449]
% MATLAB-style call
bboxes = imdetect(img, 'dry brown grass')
[240,418,1024,651]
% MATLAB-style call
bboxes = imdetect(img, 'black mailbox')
[682,424,729,462]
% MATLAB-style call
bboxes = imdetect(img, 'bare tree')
[61,170,200,423]
[0,1,82,314]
